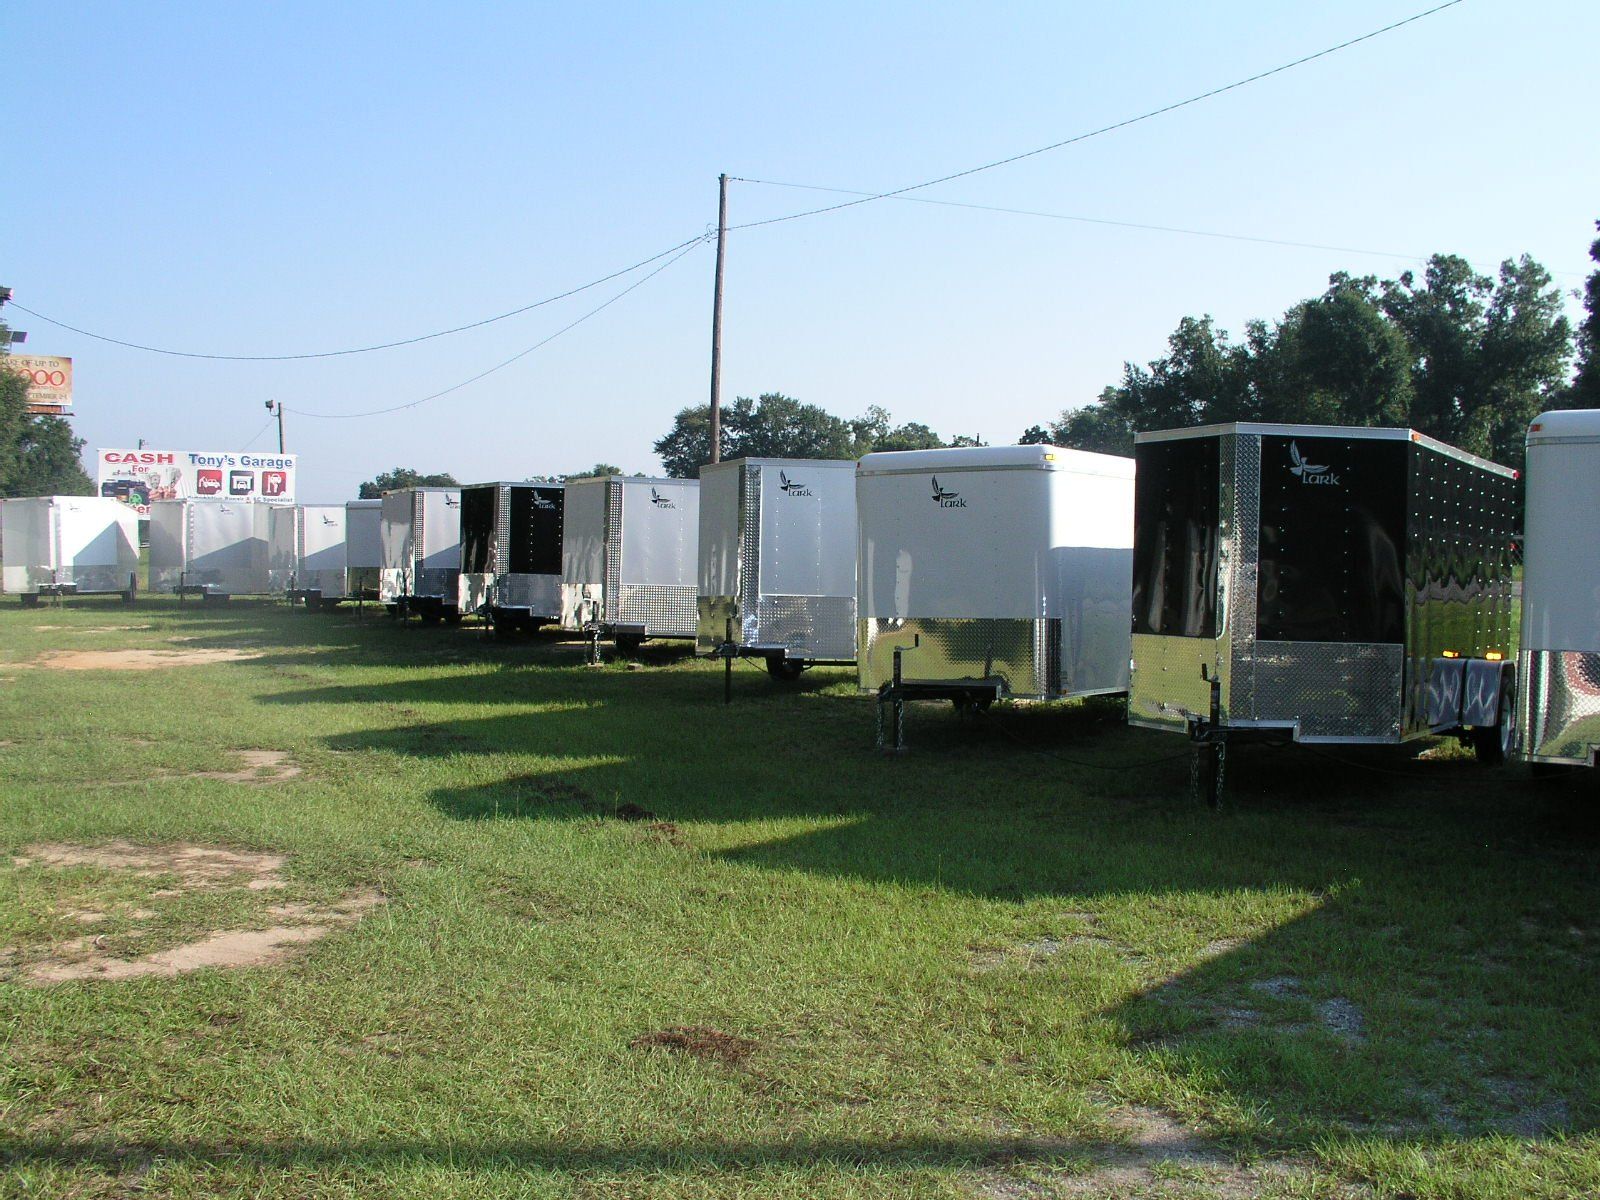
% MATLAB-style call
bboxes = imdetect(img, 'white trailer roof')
[857,443,1132,478]
[1528,409,1600,443]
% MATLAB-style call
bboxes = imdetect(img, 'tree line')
[1022,223,1600,471]
[653,394,981,478]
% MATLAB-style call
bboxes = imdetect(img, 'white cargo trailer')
[857,445,1135,744]
[1516,409,1600,770]
[345,499,383,599]
[561,475,699,652]
[379,487,462,622]
[1,496,141,604]
[459,482,564,634]
[1128,423,1518,804]
[149,499,273,600]
[269,504,348,607]
[697,457,857,678]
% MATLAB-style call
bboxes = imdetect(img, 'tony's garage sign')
[96,449,297,515]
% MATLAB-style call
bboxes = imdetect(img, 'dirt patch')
[30,647,262,671]
[614,802,655,822]
[1318,997,1366,1043]
[186,750,302,785]
[18,841,286,886]
[974,1105,1311,1199]
[5,842,385,986]
[33,624,153,633]
[630,1026,758,1067]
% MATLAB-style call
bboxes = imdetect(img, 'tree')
[1568,220,1600,408]
[0,359,93,498]
[357,467,459,498]
[1028,246,1573,470]
[564,463,622,480]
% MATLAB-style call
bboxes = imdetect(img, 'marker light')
[1486,651,1504,661]
[1442,650,1460,658]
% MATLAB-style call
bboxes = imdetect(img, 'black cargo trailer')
[1128,423,1518,804]
[459,482,565,634]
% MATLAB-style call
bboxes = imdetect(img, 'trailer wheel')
[766,656,805,682]
[444,611,462,626]
[491,614,518,640]
[20,594,39,608]
[1471,680,1516,766]
[418,609,441,626]
[615,633,644,656]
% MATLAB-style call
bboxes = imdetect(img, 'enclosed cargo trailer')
[1516,409,1600,770]
[148,499,273,600]
[1128,423,1518,803]
[561,475,699,651]
[345,499,383,599]
[1,496,140,604]
[697,458,857,678]
[857,445,1135,742]
[269,504,348,607]
[379,487,462,622]
[459,482,564,634]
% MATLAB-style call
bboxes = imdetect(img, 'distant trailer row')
[7,413,1594,788]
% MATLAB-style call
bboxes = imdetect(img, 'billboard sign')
[95,449,297,516]
[6,355,73,414]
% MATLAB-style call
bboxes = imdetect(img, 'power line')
[7,235,706,362]
[239,413,278,451]
[734,178,1438,263]
[290,237,707,420]
[727,0,1468,232]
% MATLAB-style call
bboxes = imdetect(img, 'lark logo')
[1289,442,1339,486]
[649,488,676,509]
[778,470,813,497]
[320,515,337,526]
[531,494,558,510]
[931,476,966,508]
[444,496,460,508]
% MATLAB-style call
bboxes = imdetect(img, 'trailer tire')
[766,656,806,681]
[1471,680,1516,766]
[615,634,644,656]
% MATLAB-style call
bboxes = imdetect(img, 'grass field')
[1,597,1597,1199]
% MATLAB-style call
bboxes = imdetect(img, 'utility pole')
[708,173,728,464]
[265,400,285,452]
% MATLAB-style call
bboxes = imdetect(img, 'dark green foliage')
[0,359,93,498]
[1571,221,1600,408]
[1032,251,1573,470]
[357,467,460,498]
[654,396,979,478]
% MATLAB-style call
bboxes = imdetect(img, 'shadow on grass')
[0,1133,1111,1173]
[183,599,1600,1146]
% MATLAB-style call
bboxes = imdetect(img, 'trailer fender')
[1425,657,1467,728]
[1461,659,1508,728]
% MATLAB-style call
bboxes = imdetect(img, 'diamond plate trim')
[1224,433,1262,724]
[495,484,511,575]
[492,572,561,617]
[603,479,624,624]
[1246,639,1405,740]
[1517,649,1600,765]
[858,617,1061,699]
[738,464,762,623]
[616,584,697,638]
[752,594,857,661]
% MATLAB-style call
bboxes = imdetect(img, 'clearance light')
[1043,453,1056,461]
[1486,651,1504,661]
[1442,650,1460,658]
[1530,422,1543,432]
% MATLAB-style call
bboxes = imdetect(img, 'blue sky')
[4,1,1596,501]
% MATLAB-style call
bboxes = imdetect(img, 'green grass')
[0,597,1597,1198]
